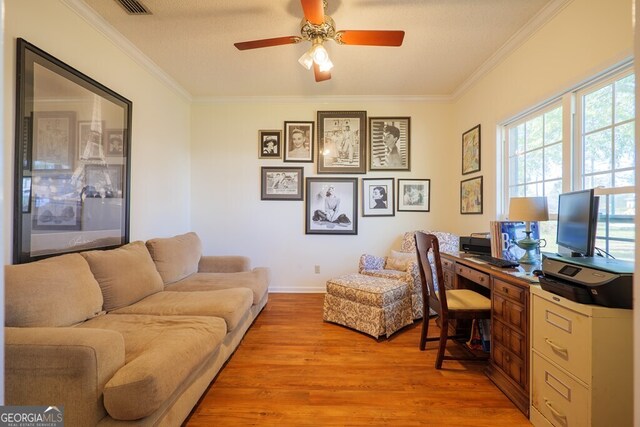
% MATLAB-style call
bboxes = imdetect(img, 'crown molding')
[192,94,454,104]
[60,0,193,102]
[452,0,574,100]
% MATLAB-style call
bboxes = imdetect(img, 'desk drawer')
[494,278,526,304]
[455,264,489,288]
[493,293,526,331]
[532,295,591,384]
[493,318,526,360]
[493,342,526,388]
[531,352,589,427]
[441,257,454,271]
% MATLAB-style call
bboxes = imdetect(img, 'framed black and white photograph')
[317,111,366,174]
[462,124,481,175]
[105,129,125,157]
[85,165,123,197]
[14,38,132,263]
[398,179,430,212]
[258,130,282,159]
[33,111,76,170]
[460,176,483,214]
[362,178,394,217]
[369,117,410,171]
[78,120,105,160]
[32,197,81,231]
[284,121,314,162]
[306,177,357,235]
[261,167,303,200]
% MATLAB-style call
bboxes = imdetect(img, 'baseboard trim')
[269,287,326,293]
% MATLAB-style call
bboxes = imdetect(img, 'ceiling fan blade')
[300,0,325,25]
[234,36,301,51]
[335,30,405,46]
[313,63,331,82]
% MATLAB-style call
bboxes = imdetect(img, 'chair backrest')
[414,232,448,318]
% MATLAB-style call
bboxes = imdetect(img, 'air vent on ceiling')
[115,0,152,15]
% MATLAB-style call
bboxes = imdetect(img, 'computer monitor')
[556,189,599,257]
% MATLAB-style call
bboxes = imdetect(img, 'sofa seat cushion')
[79,314,226,421]
[146,232,202,285]
[5,254,103,327]
[81,241,164,312]
[111,289,253,331]
[165,268,269,305]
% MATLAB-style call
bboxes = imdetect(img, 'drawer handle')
[544,398,567,420]
[502,287,508,293]
[544,338,568,355]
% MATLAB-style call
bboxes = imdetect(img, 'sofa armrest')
[198,255,251,273]
[5,327,125,426]
[358,254,386,273]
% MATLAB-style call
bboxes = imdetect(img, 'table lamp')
[508,197,549,264]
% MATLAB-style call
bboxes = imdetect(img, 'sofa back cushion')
[5,254,104,327]
[145,232,202,285]
[81,241,164,311]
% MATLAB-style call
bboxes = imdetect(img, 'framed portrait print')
[369,117,410,171]
[14,38,132,263]
[33,111,76,170]
[306,177,358,235]
[105,129,125,157]
[258,130,282,159]
[460,176,483,214]
[284,121,314,162]
[261,167,303,200]
[462,124,481,175]
[317,111,366,174]
[362,178,394,217]
[397,179,430,212]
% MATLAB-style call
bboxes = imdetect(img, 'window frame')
[500,63,634,259]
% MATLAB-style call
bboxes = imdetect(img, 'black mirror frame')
[13,38,132,263]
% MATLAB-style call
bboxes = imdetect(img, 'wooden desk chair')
[414,232,491,369]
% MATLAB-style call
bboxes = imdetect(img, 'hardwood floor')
[185,293,531,426]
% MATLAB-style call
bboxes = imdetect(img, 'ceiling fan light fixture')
[298,50,314,70]
[311,43,329,65]
[318,57,333,72]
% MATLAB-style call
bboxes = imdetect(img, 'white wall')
[450,0,633,235]
[191,100,454,291]
[3,0,192,263]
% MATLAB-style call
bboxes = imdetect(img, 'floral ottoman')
[323,273,413,338]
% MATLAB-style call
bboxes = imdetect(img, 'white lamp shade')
[508,197,549,222]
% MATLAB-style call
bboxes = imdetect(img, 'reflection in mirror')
[14,38,132,263]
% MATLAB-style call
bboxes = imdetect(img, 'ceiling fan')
[233,0,405,82]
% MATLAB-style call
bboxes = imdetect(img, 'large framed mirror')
[14,38,132,263]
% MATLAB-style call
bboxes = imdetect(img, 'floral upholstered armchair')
[358,230,459,319]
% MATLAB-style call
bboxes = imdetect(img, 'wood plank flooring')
[185,294,531,426]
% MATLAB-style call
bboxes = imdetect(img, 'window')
[503,65,635,260]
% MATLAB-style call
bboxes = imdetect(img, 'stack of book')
[489,221,540,261]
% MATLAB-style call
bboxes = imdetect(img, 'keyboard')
[470,254,520,268]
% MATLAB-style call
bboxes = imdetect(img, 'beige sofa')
[4,232,269,426]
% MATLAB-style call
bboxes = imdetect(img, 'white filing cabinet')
[529,286,632,427]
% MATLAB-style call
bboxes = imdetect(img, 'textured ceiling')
[79,0,554,98]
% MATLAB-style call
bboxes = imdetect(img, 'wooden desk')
[441,252,540,417]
